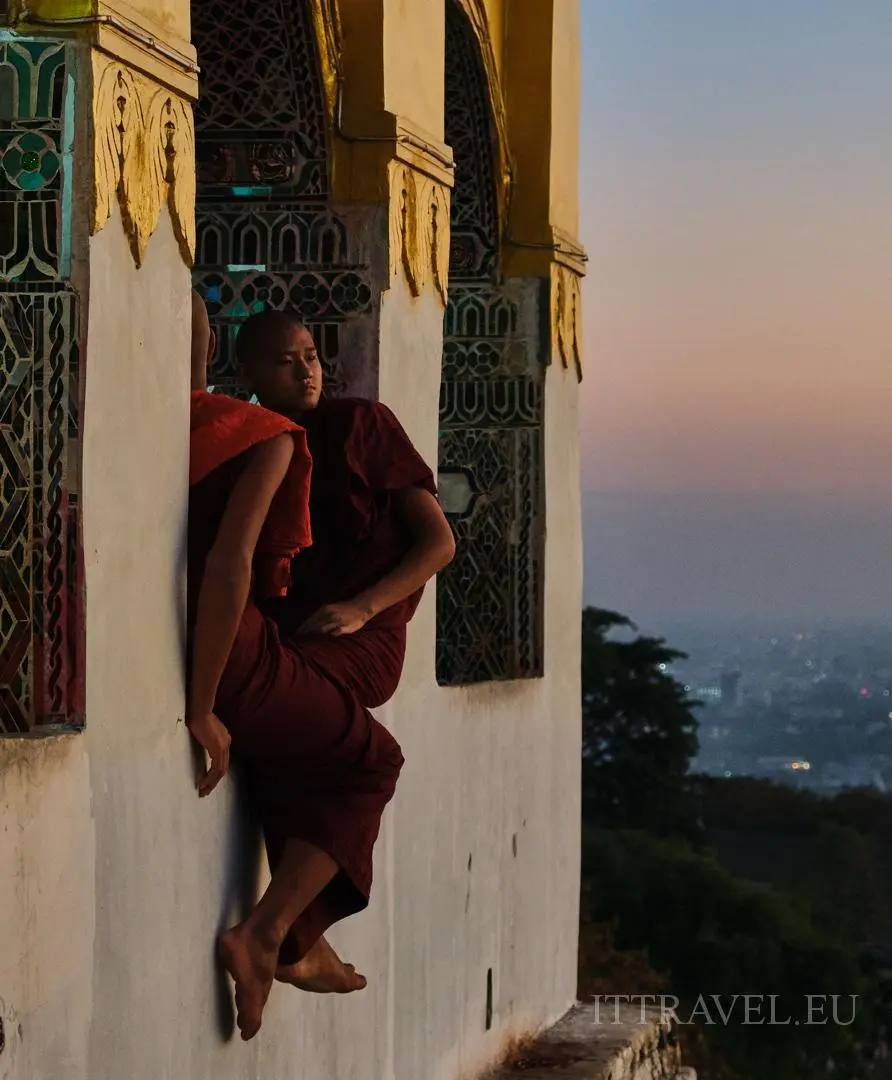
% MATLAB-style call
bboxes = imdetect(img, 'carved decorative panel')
[437,2,545,685]
[192,0,371,396]
[0,37,83,732]
[444,0,498,284]
[91,56,196,268]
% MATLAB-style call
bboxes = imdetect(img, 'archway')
[191,0,373,397]
[436,0,545,685]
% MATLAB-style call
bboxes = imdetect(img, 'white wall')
[0,222,580,1080]
[377,274,582,1080]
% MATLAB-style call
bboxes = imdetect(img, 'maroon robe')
[189,446,405,965]
[262,397,438,709]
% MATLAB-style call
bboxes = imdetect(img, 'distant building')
[720,670,743,709]
[789,705,846,722]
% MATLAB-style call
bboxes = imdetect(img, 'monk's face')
[246,324,323,415]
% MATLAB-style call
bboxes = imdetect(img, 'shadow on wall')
[0,995,23,1077]
[211,761,266,1040]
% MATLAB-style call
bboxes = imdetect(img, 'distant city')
[658,621,892,795]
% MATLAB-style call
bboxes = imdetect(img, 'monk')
[235,308,456,714]
[232,308,456,999]
[187,293,405,1040]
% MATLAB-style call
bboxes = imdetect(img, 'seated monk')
[234,308,456,712]
[187,293,404,1040]
[231,308,457,992]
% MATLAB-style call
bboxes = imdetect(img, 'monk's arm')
[351,487,456,621]
[189,434,294,722]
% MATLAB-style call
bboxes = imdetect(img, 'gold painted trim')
[336,113,455,203]
[552,227,588,275]
[389,162,450,307]
[552,263,583,381]
[452,0,513,232]
[308,0,342,129]
[9,0,198,96]
[93,24,198,98]
[92,54,196,268]
[392,117,454,187]
[505,227,588,278]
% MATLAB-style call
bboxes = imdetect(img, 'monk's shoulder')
[314,396,394,435]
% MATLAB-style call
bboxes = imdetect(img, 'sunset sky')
[578,1,892,629]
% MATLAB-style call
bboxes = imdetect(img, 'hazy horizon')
[578,2,892,632]
[584,490,892,637]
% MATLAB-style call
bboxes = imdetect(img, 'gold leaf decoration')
[162,93,197,264]
[308,0,342,128]
[553,263,583,381]
[400,167,423,296]
[119,77,160,264]
[429,181,450,308]
[389,162,451,306]
[92,55,196,269]
[389,163,409,289]
[92,59,124,240]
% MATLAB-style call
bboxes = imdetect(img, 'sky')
[578,1,892,631]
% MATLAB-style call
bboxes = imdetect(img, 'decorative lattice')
[0,36,82,733]
[192,0,372,396]
[444,1,498,283]
[437,2,545,685]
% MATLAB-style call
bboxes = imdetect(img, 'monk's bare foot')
[217,924,279,1039]
[276,936,367,994]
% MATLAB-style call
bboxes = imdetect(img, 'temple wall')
[0,2,584,1077]
[549,1,581,235]
[382,0,445,139]
[378,272,582,1080]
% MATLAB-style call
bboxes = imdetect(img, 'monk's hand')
[187,711,231,797]
[298,601,371,637]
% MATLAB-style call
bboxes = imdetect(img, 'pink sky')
[576,3,892,624]
[578,3,892,499]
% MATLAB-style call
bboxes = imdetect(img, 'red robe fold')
[190,389,312,598]
[261,397,438,709]
[188,392,404,965]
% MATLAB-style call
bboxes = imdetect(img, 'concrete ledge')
[486,1004,691,1080]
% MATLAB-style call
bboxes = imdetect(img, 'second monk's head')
[190,290,216,390]
[237,309,323,416]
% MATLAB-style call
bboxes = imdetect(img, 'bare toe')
[218,927,277,1039]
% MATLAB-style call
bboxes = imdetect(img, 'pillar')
[3,0,196,739]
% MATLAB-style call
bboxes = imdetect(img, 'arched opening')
[191,0,373,397]
[436,0,545,685]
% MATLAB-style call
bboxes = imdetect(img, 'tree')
[797,821,884,946]
[581,827,875,1080]
[581,607,700,835]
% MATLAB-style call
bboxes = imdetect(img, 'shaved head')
[190,289,215,389]
[237,308,323,416]
[236,309,308,370]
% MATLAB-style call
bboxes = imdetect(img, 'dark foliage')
[581,607,700,835]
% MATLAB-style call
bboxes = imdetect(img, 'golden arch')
[316,0,510,222]
[450,0,513,228]
[308,0,342,130]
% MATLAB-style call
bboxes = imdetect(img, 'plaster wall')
[382,0,445,141]
[0,0,584,1063]
[482,0,506,78]
[7,0,190,40]
[377,274,582,1080]
[126,0,190,39]
[0,220,580,1080]
[548,0,580,236]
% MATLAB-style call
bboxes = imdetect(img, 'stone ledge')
[486,1004,692,1080]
